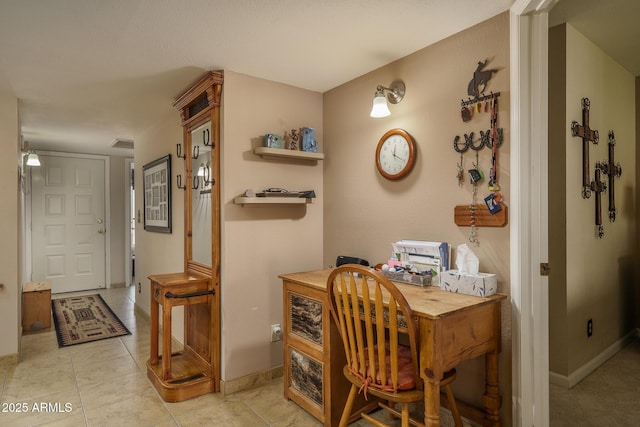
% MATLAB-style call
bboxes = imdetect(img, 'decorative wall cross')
[597,131,622,222]
[571,98,599,198]
[590,165,606,238]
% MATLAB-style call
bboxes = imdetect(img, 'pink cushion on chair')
[354,344,416,391]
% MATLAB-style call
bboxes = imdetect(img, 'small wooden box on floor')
[22,281,52,332]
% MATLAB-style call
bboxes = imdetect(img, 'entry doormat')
[52,294,131,348]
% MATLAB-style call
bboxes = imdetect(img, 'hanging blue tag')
[484,194,502,214]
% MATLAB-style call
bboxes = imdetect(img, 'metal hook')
[176,174,186,190]
[176,143,186,160]
[203,128,212,147]
[203,162,215,186]
[467,132,484,151]
[453,135,469,153]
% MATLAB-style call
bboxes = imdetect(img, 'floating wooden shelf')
[234,196,313,206]
[253,147,324,163]
[454,203,508,227]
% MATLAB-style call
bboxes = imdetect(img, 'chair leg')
[401,403,410,427]
[444,384,463,427]
[388,400,396,421]
[339,385,358,427]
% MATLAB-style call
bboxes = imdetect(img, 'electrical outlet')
[138,282,141,293]
[587,319,593,337]
[271,324,282,342]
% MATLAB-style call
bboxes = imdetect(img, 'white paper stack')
[391,240,450,285]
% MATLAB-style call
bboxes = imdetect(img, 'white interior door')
[31,154,107,294]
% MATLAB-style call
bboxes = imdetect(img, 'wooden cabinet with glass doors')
[146,71,223,402]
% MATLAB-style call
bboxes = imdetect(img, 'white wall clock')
[375,128,416,180]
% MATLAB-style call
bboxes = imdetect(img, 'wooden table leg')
[162,302,172,380]
[424,379,441,427]
[483,349,501,426]
[150,290,159,365]
[420,317,441,427]
[483,302,502,426]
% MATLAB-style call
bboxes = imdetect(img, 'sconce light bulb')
[26,152,41,167]
[370,94,391,118]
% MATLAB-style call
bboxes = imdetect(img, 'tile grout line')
[69,347,90,427]
[248,402,271,427]
[117,289,182,427]
[128,336,183,427]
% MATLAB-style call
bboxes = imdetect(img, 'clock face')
[375,129,416,180]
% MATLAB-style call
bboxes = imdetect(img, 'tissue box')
[440,270,497,297]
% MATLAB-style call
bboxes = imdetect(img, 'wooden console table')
[280,269,506,427]
[147,272,215,402]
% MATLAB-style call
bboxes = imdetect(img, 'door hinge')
[540,263,550,276]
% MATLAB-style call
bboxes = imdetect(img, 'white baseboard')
[549,328,640,388]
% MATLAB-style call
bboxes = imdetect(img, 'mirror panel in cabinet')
[190,121,212,267]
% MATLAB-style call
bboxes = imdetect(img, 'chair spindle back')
[327,264,421,393]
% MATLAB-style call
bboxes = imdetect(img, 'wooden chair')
[327,264,462,427]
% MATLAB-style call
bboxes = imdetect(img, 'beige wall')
[220,71,323,380]
[323,12,511,419]
[109,156,128,287]
[134,106,186,341]
[132,71,324,381]
[0,91,20,359]
[549,24,637,379]
[548,24,569,375]
[637,76,640,329]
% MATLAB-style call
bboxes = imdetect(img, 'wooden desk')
[280,269,506,427]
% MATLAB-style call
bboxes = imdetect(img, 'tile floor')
[0,287,380,427]
[13,286,636,426]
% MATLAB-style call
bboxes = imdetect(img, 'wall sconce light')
[370,80,406,118]
[25,150,41,167]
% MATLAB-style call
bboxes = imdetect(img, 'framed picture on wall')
[143,154,172,233]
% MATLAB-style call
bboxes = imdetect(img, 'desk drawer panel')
[288,293,323,346]
[288,346,324,408]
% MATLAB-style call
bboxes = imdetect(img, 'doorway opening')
[125,158,135,287]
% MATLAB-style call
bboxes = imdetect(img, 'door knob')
[97,219,104,224]
[98,229,106,234]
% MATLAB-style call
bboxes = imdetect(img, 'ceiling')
[549,0,640,76]
[0,0,636,156]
